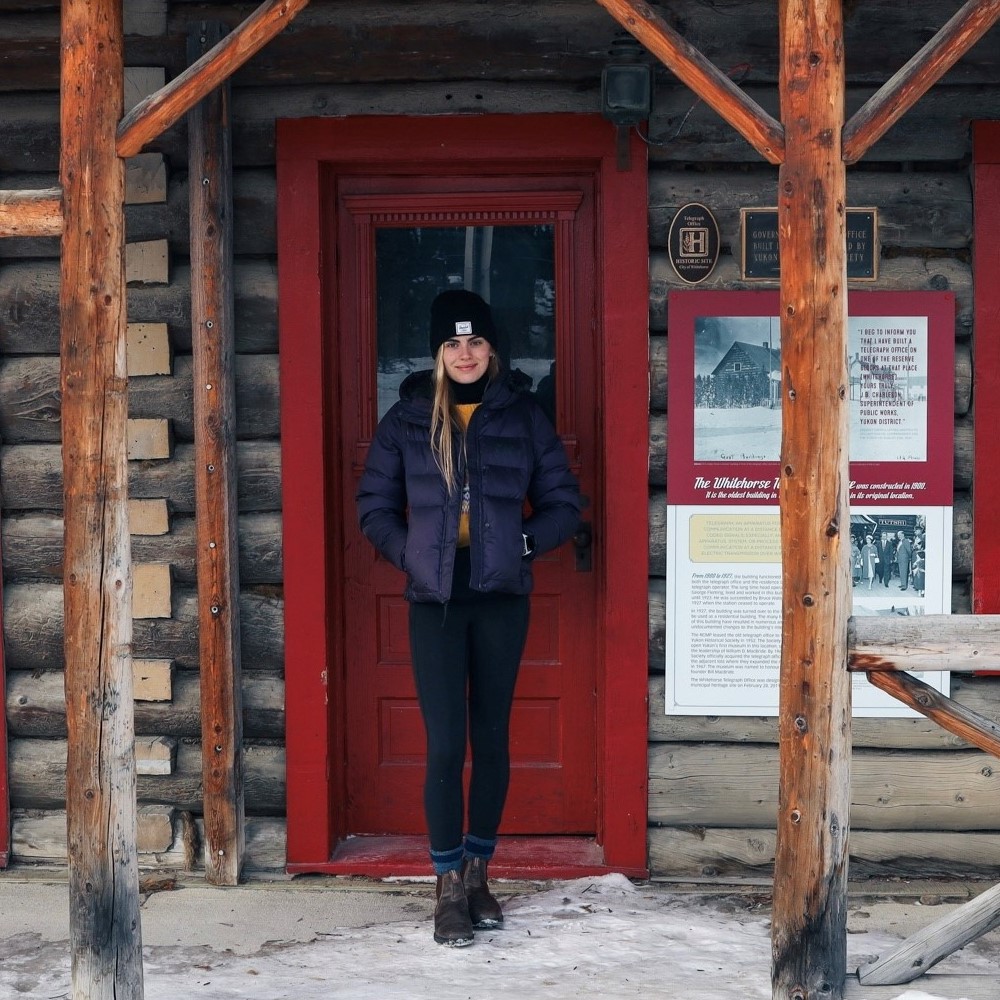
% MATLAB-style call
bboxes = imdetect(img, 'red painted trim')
[0,531,8,867]
[973,121,1000,614]
[289,835,647,880]
[276,149,336,862]
[277,115,649,877]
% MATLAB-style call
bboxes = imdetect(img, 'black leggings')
[408,595,530,853]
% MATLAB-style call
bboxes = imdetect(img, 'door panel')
[336,176,598,835]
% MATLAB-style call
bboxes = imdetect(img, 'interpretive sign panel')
[665,290,954,716]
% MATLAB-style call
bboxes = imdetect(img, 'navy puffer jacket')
[356,369,581,603]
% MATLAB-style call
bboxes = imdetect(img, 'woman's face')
[442,335,493,383]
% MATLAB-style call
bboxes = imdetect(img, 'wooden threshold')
[287,836,649,880]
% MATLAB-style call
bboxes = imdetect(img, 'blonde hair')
[429,348,501,492]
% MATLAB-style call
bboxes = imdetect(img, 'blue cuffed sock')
[463,834,497,862]
[430,845,464,875]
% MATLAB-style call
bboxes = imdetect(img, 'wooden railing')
[849,613,1000,986]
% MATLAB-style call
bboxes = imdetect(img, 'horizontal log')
[649,743,1000,830]
[8,738,284,813]
[0,352,279,443]
[647,672,1000,750]
[0,259,277,354]
[647,82,999,165]
[648,826,1000,880]
[2,512,282,584]
[0,186,61,237]
[3,1,999,94]
[850,613,1000,672]
[649,579,974,671]
[0,440,281,512]
[649,335,971,418]
[6,668,283,739]
[648,488,972,580]
[649,167,973,251]
[857,881,1000,986]
[650,252,973,337]
[3,582,283,672]
[11,810,287,872]
[3,80,995,175]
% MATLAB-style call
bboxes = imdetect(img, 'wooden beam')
[858,881,1000,986]
[771,3,851,1000]
[0,188,62,238]
[117,0,312,158]
[865,670,1000,757]
[592,0,784,164]
[189,22,246,886]
[60,0,144,995]
[843,0,1000,164]
[848,614,1000,672]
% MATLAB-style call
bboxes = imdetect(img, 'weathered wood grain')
[60,0,143,993]
[12,810,288,872]
[843,0,1000,164]
[7,667,283,740]
[864,671,1000,757]
[850,613,1000,672]
[649,579,975,670]
[647,672,1000,750]
[189,21,246,883]
[857,880,1000,985]
[2,512,282,584]
[649,825,1000,879]
[0,259,278,354]
[8,738,284,813]
[0,353,279,443]
[3,582,283,673]
[0,441,282,512]
[4,1,999,94]
[772,8,851,992]
[649,743,1000,830]
[650,253,974,337]
[3,81,996,175]
[118,0,314,158]
[648,168,973,251]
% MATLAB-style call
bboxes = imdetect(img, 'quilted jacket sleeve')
[522,403,581,556]
[356,410,409,572]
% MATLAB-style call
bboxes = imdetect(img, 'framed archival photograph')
[664,289,955,717]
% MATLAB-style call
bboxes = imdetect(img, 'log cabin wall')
[0,0,997,877]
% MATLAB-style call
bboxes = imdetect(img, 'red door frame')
[277,114,649,877]
[973,121,1000,613]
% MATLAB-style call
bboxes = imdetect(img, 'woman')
[356,289,581,947]
[860,534,880,590]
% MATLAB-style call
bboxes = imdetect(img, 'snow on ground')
[3,874,997,1000]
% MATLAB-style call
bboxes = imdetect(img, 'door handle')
[573,522,593,572]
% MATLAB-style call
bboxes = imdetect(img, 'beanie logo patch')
[454,321,473,335]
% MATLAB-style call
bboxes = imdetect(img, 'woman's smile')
[443,336,492,383]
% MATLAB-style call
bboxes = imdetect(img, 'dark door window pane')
[375,225,556,423]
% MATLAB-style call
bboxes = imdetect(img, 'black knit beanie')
[429,290,498,358]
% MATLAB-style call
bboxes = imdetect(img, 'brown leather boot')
[433,869,475,946]
[461,856,504,928]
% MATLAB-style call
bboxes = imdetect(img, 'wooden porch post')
[189,22,246,884]
[60,0,144,995]
[772,2,852,999]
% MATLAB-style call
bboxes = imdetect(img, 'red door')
[335,176,599,834]
[279,115,650,878]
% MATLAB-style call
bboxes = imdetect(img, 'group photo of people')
[850,514,927,615]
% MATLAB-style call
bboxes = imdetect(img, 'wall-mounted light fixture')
[601,34,652,169]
